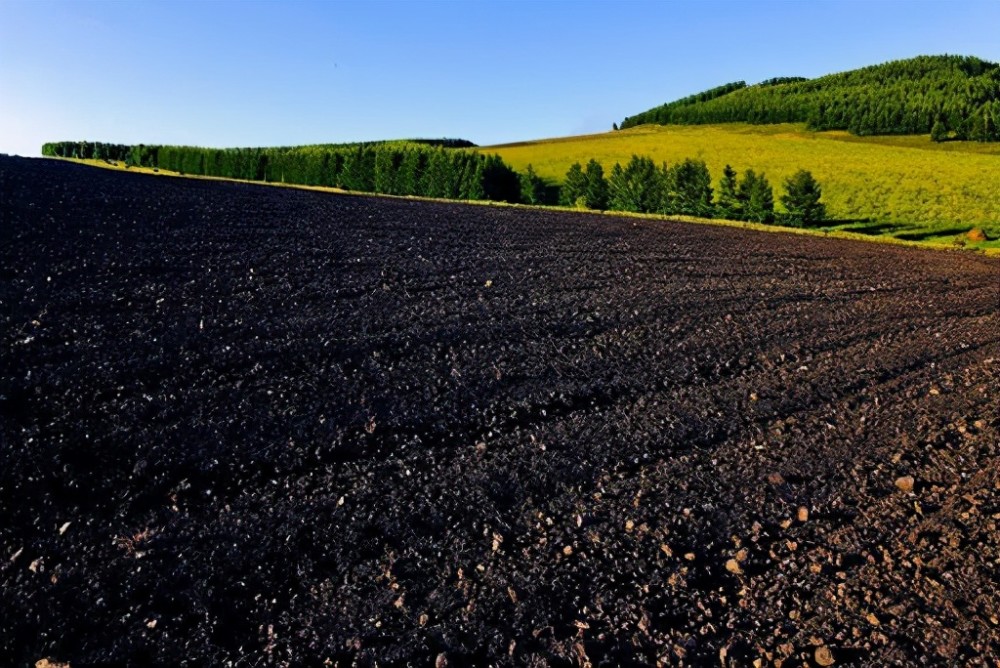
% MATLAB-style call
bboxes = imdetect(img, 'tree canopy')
[621,55,1000,141]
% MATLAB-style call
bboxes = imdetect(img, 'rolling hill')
[484,123,1000,248]
[621,55,1000,141]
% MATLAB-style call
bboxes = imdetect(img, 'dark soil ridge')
[2,156,998,666]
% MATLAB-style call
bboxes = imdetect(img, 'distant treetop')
[620,55,1000,141]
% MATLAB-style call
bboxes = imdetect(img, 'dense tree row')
[621,55,1000,141]
[41,141,521,202]
[40,142,825,224]
[561,156,826,227]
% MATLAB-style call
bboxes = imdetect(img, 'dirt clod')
[814,645,836,666]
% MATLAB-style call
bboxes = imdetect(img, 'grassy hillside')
[621,55,1000,141]
[483,123,1000,249]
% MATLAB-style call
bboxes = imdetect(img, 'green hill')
[621,55,1000,141]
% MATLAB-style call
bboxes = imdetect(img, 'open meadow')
[3,156,999,665]
[484,123,1000,249]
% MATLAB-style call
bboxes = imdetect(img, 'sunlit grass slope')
[484,124,1000,248]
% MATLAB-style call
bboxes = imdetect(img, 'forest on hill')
[621,55,1000,141]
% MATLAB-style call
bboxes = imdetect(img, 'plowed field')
[2,156,998,666]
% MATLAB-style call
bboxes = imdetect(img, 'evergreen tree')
[662,158,714,217]
[780,169,826,226]
[373,148,397,194]
[739,170,774,223]
[520,164,547,204]
[584,159,608,210]
[716,164,740,219]
[339,145,375,191]
[397,149,424,195]
[481,154,521,203]
[607,155,663,213]
[561,162,587,206]
[466,157,486,200]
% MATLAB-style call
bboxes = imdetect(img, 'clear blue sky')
[2,0,998,156]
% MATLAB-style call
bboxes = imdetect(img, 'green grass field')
[483,123,1000,251]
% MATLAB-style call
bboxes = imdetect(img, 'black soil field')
[2,156,999,666]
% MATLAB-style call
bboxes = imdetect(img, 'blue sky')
[2,0,998,156]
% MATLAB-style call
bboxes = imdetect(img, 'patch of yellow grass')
[482,123,1000,238]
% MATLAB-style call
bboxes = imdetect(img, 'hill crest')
[621,55,1000,141]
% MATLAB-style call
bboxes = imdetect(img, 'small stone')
[895,476,915,493]
[684,552,696,561]
[435,653,449,668]
[58,522,72,535]
[625,519,635,532]
[35,661,71,668]
[146,619,157,629]
[797,506,809,522]
[866,613,881,626]
[562,545,573,556]
[814,645,836,666]
[419,613,429,626]
[725,558,743,575]
[766,472,785,485]
[660,544,673,557]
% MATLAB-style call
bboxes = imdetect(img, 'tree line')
[41,141,521,203]
[557,156,826,226]
[42,140,826,225]
[621,55,1000,141]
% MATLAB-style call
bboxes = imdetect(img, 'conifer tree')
[663,158,713,217]
[584,159,609,210]
[780,170,826,226]
[520,164,546,205]
[716,164,740,219]
[607,155,663,213]
[561,162,587,206]
[481,154,521,203]
[739,170,774,223]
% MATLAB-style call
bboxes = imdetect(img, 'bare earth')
[2,157,998,666]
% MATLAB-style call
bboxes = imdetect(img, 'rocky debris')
[1,156,998,666]
[814,645,836,666]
